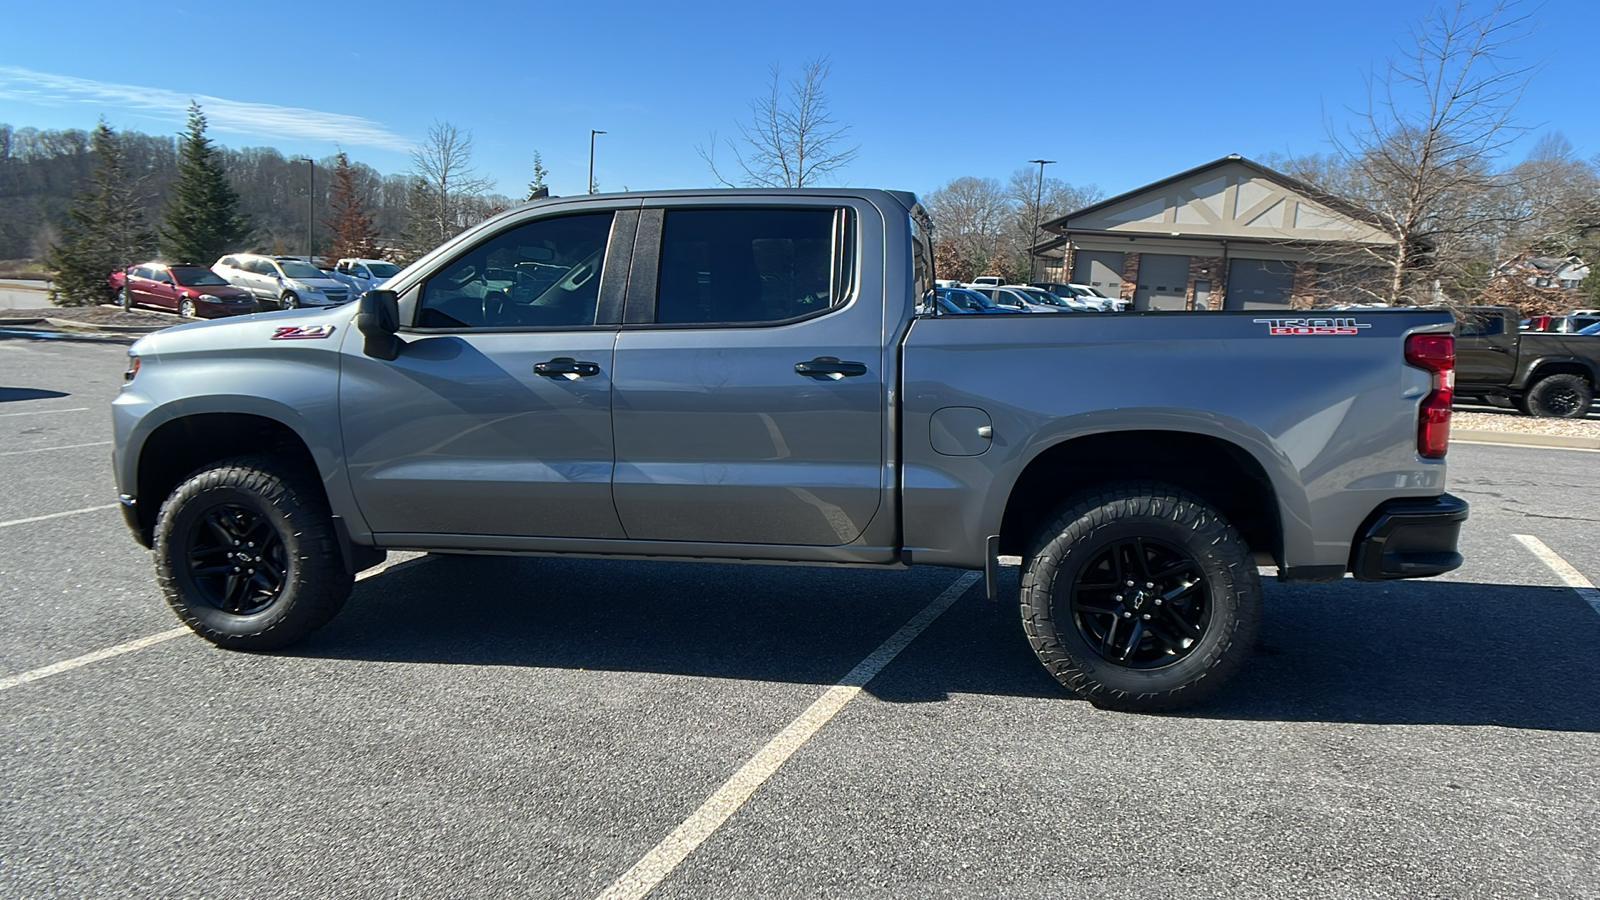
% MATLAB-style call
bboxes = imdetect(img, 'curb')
[0,327,140,344]
[1453,428,1600,451]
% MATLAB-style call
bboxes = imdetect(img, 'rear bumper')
[1349,494,1468,581]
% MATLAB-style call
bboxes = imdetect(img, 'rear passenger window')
[655,208,848,325]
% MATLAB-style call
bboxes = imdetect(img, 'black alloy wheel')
[1526,374,1593,419]
[184,503,289,615]
[1020,482,1261,712]
[1068,536,1210,669]
[154,454,354,650]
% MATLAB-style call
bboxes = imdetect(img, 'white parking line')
[1513,534,1600,617]
[594,570,982,900]
[0,550,428,693]
[0,504,119,528]
[0,407,89,418]
[0,440,112,456]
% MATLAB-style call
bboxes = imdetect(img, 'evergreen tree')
[525,150,549,201]
[45,119,155,306]
[322,152,381,261]
[159,102,250,263]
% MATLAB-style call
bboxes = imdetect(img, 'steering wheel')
[481,290,511,324]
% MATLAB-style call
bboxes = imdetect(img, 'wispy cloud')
[0,66,413,152]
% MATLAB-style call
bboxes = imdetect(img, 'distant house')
[1495,254,1589,291]
[1033,154,1400,311]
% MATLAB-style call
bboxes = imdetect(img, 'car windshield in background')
[367,263,401,278]
[1579,321,1600,335]
[172,268,229,286]
[278,261,324,279]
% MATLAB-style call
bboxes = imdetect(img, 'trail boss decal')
[1253,317,1371,336]
[271,324,336,340]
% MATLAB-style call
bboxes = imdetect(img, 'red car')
[109,262,259,318]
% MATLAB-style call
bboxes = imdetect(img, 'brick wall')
[1120,253,1140,303]
[1186,256,1225,309]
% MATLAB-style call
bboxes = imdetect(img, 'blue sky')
[1,0,1594,201]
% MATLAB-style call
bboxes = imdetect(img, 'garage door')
[1133,254,1189,310]
[1071,251,1125,300]
[1224,259,1294,309]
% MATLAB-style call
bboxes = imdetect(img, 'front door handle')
[534,357,602,378]
[795,356,868,379]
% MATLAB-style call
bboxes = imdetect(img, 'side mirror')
[356,289,401,361]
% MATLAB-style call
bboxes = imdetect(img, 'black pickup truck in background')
[1456,306,1600,417]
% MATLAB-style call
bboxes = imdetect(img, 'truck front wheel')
[1524,374,1593,418]
[153,454,352,650]
[1020,482,1261,712]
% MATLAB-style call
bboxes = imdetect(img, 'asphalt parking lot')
[2,335,1597,899]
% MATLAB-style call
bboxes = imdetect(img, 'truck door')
[339,208,635,539]
[1455,308,1517,385]
[610,202,886,547]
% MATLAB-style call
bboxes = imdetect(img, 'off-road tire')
[1524,374,1593,418]
[154,454,352,650]
[1020,481,1261,712]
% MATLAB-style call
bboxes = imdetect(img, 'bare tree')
[1322,0,1537,304]
[699,57,858,188]
[923,172,1102,282]
[399,121,494,260]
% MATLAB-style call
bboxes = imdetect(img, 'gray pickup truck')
[112,188,1467,711]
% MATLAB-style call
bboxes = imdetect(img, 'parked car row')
[109,254,400,318]
[928,279,1130,315]
[1522,309,1600,333]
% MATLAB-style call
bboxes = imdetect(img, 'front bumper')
[1349,494,1468,581]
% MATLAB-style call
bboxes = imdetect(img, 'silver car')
[213,254,353,310]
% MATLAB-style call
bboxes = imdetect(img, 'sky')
[2,0,1595,203]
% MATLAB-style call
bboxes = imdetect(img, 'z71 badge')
[271,324,336,340]
[1252,317,1371,336]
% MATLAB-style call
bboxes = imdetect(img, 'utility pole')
[588,130,607,194]
[292,156,315,259]
[1027,159,1055,282]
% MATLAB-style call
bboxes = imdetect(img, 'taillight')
[1405,333,1453,459]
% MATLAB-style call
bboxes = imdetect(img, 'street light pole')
[588,130,607,194]
[1027,159,1055,282]
[292,156,315,259]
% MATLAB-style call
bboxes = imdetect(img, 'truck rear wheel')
[154,454,352,650]
[1524,374,1592,418]
[1020,482,1261,712]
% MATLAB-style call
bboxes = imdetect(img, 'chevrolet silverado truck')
[112,188,1467,711]
[1455,305,1598,417]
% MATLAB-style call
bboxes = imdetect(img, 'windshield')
[1017,288,1059,304]
[1080,285,1109,298]
[1579,321,1600,335]
[366,262,401,278]
[277,260,324,279]
[938,288,987,311]
[172,268,228,286]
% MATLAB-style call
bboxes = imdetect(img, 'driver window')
[418,212,614,328]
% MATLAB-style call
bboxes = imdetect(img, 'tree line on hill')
[2,105,518,305]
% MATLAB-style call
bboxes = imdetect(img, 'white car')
[213,254,354,309]
[331,258,402,297]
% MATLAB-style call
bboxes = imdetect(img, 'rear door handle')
[534,357,602,378]
[795,356,868,379]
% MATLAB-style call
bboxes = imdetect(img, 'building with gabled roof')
[1034,154,1399,310]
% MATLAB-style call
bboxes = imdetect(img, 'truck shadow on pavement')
[299,555,1600,733]
[0,387,69,402]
